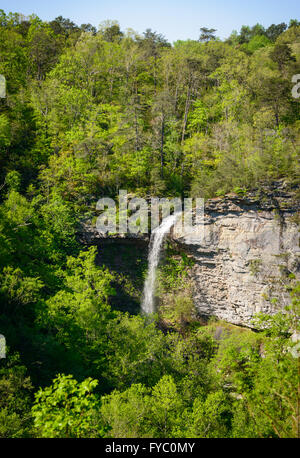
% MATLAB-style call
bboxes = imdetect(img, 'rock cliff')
[172,181,299,327]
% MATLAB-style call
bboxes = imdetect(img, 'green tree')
[32,374,103,437]
[0,353,33,438]
[199,27,217,42]
[187,391,233,437]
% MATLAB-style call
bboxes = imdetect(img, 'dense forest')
[0,10,300,438]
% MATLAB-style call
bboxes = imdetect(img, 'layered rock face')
[173,182,299,327]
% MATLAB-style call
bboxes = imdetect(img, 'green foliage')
[149,375,184,437]
[41,247,116,380]
[32,374,103,437]
[0,353,33,438]
[101,383,150,437]
[157,248,196,331]
[104,313,166,390]
[213,283,300,438]
[187,391,233,438]
[0,11,299,439]
[0,114,11,148]
[101,375,185,438]
[246,35,271,53]
[0,266,43,305]
[248,259,262,276]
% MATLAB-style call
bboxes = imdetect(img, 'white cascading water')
[141,213,180,314]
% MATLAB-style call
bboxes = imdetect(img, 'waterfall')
[141,213,180,314]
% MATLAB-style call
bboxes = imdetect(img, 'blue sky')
[1,0,299,42]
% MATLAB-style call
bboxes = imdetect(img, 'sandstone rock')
[173,181,299,327]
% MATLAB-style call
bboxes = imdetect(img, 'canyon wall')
[172,182,299,327]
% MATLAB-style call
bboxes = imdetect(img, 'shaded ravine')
[95,238,148,315]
